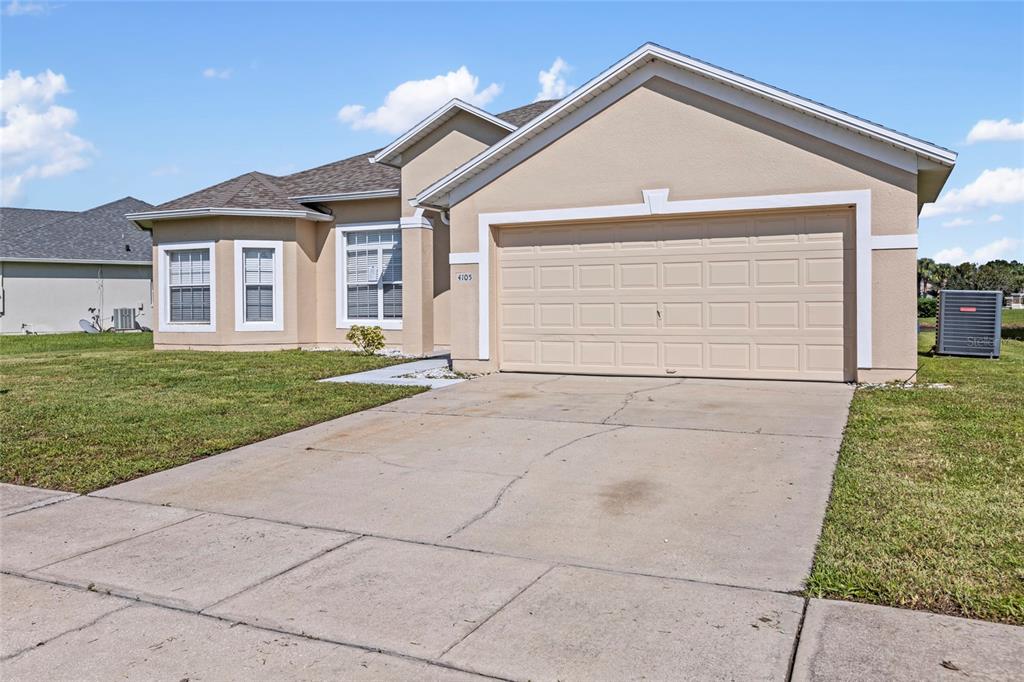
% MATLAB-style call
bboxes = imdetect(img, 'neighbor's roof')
[0,197,153,263]
[0,207,76,234]
[414,42,958,208]
[131,100,560,223]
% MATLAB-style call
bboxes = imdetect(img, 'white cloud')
[2,0,47,16]
[966,118,1024,143]
[988,214,1005,223]
[150,164,181,177]
[0,69,93,202]
[920,167,1024,218]
[202,67,232,80]
[933,246,968,264]
[338,66,501,135]
[941,217,973,228]
[536,57,572,101]
[934,237,1022,265]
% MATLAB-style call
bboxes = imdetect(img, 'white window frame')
[158,240,216,333]
[234,239,284,332]
[336,222,403,330]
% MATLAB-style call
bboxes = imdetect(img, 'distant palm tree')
[932,262,954,292]
[917,258,938,296]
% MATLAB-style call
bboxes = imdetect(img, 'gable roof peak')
[371,98,517,168]
[413,42,957,209]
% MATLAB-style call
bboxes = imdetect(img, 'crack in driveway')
[602,379,686,424]
[443,425,626,540]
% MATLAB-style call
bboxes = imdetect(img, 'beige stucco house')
[129,43,956,382]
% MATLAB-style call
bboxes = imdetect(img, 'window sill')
[338,320,403,331]
[158,322,216,333]
[235,320,285,332]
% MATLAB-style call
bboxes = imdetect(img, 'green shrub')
[345,325,386,354]
[917,296,938,318]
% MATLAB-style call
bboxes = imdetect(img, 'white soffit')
[415,42,957,208]
[370,98,516,168]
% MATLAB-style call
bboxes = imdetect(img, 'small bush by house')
[346,325,386,354]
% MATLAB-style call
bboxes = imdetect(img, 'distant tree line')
[917,258,1024,297]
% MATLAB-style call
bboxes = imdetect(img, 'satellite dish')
[79,319,99,333]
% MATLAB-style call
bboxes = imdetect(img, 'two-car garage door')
[496,208,853,381]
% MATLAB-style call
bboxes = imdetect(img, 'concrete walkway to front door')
[2,374,1021,680]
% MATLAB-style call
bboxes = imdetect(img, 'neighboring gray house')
[0,197,154,334]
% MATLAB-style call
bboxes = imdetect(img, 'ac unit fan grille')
[936,290,1002,358]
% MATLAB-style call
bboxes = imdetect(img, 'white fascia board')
[872,234,918,250]
[415,43,957,208]
[289,189,399,203]
[371,99,516,168]
[0,257,151,265]
[126,207,333,222]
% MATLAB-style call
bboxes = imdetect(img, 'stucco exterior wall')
[0,261,152,334]
[447,79,921,378]
[314,198,403,348]
[151,216,307,348]
[399,111,510,217]
[397,110,511,350]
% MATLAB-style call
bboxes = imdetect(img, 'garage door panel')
[538,265,573,289]
[755,344,801,371]
[501,303,535,328]
[663,261,702,287]
[620,263,659,288]
[496,209,851,380]
[707,260,750,287]
[708,302,750,329]
[755,259,800,286]
[621,342,659,368]
[805,258,844,286]
[620,303,659,328]
[578,264,615,288]
[755,301,799,329]
[578,341,616,366]
[663,302,702,328]
[578,303,616,328]
[538,303,573,328]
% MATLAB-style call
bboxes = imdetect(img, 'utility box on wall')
[936,290,1003,358]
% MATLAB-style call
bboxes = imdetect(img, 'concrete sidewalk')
[2,375,1020,680]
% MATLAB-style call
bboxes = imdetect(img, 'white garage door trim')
[450,188,918,370]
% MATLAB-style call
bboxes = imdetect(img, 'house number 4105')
[456,272,473,282]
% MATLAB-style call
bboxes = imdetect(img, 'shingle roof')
[495,100,560,126]
[282,149,400,198]
[0,207,76,235]
[139,100,556,217]
[0,197,153,263]
[149,172,314,213]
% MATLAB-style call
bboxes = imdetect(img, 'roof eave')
[126,207,333,226]
[415,42,958,208]
[0,256,151,265]
[370,98,517,168]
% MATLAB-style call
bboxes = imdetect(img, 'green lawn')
[0,333,424,493]
[808,329,1024,624]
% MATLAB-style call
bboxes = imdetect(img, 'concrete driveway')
[5,373,1019,680]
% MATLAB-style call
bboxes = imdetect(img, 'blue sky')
[2,1,1022,263]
